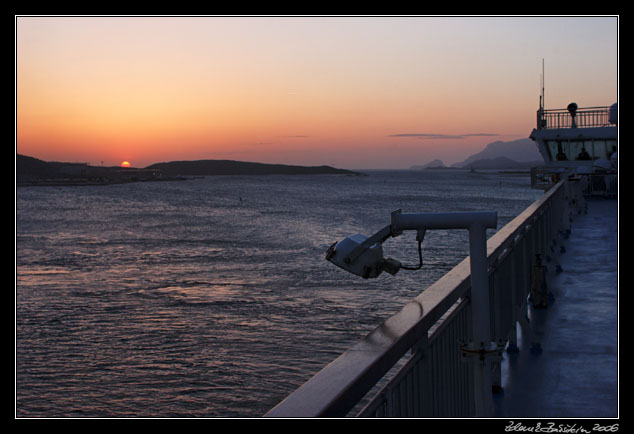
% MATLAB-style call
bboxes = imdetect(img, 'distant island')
[410,159,449,170]
[16,154,361,186]
[145,160,360,177]
[410,138,543,172]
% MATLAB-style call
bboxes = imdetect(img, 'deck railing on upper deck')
[265,178,584,418]
[537,106,612,130]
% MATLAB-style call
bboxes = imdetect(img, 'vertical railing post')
[464,222,496,417]
[388,211,498,417]
[508,238,522,352]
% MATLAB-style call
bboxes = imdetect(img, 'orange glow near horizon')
[120,161,131,168]
[16,16,618,169]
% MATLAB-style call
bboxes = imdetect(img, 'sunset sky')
[15,16,618,169]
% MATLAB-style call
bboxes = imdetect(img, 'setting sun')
[120,161,131,168]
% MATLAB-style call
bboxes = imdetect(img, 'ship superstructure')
[530,100,617,195]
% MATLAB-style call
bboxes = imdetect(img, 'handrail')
[537,106,611,130]
[266,180,570,417]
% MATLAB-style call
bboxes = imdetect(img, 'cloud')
[389,133,500,139]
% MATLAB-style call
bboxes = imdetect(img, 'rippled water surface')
[16,170,542,417]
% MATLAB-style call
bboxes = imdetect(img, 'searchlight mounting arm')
[325,209,496,279]
[324,208,499,417]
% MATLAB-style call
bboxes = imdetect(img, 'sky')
[15,16,618,169]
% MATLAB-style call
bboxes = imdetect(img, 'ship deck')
[493,197,618,418]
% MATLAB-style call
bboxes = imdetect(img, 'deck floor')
[493,197,618,418]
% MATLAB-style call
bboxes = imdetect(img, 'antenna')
[537,59,546,129]
[541,58,545,110]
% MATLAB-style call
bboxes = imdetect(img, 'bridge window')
[547,139,617,162]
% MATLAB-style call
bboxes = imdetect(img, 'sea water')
[16,170,542,417]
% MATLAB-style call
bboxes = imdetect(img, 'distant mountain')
[16,154,97,183]
[408,139,543,172]
[410,159,445,170]
[453,138,542,168]
[16,154,59,181]
[145,159,358,176]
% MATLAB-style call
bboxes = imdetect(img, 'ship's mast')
[537,59,546,129]
[540,58,545,111]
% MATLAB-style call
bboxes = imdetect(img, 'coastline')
[16,154,361,187]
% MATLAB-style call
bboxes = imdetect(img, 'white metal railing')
[536,106,612,130]
[265,179,579,418]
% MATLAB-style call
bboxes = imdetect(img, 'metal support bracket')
[460,341,503,363]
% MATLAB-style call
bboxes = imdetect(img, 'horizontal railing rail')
[265,179,576,418]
